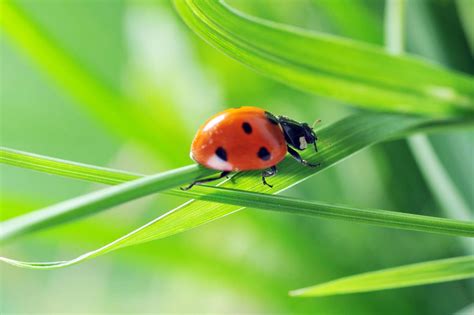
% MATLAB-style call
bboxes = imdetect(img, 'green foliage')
[2,144,474,243]
[174,0,474,117]
[1,111,473,268]
[0,147,140,185]
[290,256,474,296]
[0,0,473,310]
[0,161,213,242]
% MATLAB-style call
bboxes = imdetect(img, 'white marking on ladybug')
[207,155,233,171]
[203,115,225,132]
[299,136,307,149]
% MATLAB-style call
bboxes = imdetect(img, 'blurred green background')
[1,0,472,314]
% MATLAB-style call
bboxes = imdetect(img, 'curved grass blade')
[0,164,214,242]
[176,186,474,237]
[173,1,474,117]
[290,256,474,297]
[310,0,383,44]
[0,147,140,185]
[3,189,473,269]
[2,146,474,240]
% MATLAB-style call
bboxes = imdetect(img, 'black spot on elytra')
[215,147,227,161]
[257,147,271,161]
[265,111,279,125]
[242,122,252,134]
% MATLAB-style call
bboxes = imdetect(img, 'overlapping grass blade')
[290,256,474,297]
[173,1,474,116]
[2,146,473,240]
[0,164,214,242]
[3,113,473,269]
[177,186,474,237]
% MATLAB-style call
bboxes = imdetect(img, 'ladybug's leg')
[180,171,231,191]
[261,165,277,188]
[287,145,320,167]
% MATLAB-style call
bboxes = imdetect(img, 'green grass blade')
[0,164,214,242]
[173,0,474,117]
[175,186,474,237]
[385,0,406,55]
[310,0,383,44]
[289,256,474,297]
[2,146,474,239]
[456,0,474,55]
[408,136,472,222]
[0,147,140,185]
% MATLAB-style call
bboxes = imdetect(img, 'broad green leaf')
[173,0,474,117]
[310,0,383,44]
[2,146,473,242]
[290,256,474,297]
[2,113,474,269]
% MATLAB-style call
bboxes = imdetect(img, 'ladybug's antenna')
[311,119,321,128]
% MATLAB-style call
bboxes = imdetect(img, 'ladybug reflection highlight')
[183,106,320,190]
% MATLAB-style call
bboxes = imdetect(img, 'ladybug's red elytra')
[182,106,320,190]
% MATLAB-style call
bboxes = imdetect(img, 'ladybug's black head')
[277,116,318,152]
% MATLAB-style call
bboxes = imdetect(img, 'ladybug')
[182,106,319,190]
